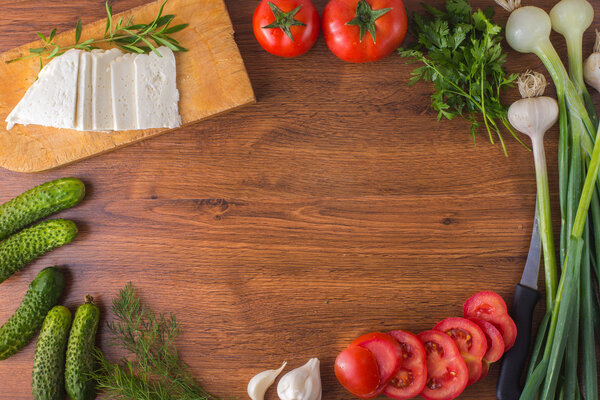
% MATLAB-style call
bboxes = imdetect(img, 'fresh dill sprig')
[7,0,188,65]
[89,283,221,400]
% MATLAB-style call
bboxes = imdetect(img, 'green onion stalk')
[495,0,600,398]
[551,0,599,127]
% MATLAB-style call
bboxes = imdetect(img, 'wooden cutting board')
[0,0,255,173]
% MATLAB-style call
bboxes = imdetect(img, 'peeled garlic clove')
[277,358,322,400]
[248,361,287,400]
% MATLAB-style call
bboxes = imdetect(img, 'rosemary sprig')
[89,283,221,400]
[7,0,188,65]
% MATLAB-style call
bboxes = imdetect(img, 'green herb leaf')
[152,35,178,51]
[122,44,145,53]
[29,47,45,54]
[162,23,188,34]
[126,24,146,30]
[156,14,175,28]
[49,28,56,42]
[75,20,82,43]
[36,32,47,42]
[105,1,113,36]
[46,45,60,59]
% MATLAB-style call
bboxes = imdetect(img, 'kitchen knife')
[497,206,542,400]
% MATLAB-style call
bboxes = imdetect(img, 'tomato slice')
[463,291,517,350]
[479,361,490,381]
[417,330,468,400]
[351,332,403,395]
[468,317,505,363]
[434,317,487,385]
[383,330,427,400]
[335,345,381,398]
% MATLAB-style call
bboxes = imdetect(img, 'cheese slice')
[75,51,93,131]
[110,53,137,131]
[134,46,181,129]
[91,48,123,131]
[6,49,80,130]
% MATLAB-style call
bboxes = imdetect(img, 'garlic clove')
[277,358,322,400]
[248,361,287,400]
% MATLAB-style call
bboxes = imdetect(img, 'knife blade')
[497,203,542,400]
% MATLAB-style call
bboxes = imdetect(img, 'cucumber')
[65,296,100,400]
[0,267,65,360]
[0,178,85,241]
[33,305,72,400]
[0,219,77,283]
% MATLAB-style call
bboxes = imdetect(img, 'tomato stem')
[262,2,306,42]
[346,0,392,43]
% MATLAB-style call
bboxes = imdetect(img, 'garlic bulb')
[508,71,558,140]
[508,97,559,139]
[248,362,287,400]
[584,30,600,93]
[277,358,322,400]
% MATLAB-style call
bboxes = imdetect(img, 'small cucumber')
[0,178,85,241]
[33,305,72,400]
[0,219,77,283]
[65,296,100,400]
[0,267,65,360]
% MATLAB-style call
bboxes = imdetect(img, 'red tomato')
[434,317,487,385]
[417,330,469,400]
[253,0,320,57]
[322,0,407,62]
[351,332,403,395]
[468,317,505,363]
[463,291,517,350]
[384,330,427,399]
[335,345,381,398]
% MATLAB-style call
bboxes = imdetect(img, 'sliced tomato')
[479,361,490,381]
[335,345,381,398]
[351,332,403,395]
[417,330,468,400]
[468,317,505,363]
[463,291,517,350]
[383,330,427,399]
[434,317,487,385]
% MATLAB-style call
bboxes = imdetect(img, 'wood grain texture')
[0,0,254,173]
[0,0,598,399]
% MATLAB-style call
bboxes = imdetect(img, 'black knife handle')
[496,284,542,400]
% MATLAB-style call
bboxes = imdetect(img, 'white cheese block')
[134,46,181,129]
[91,48,123,131]
[110,53,137,131]
[6,49,81,130]
[75,51,93,131]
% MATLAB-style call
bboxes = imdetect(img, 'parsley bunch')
[399,0,525,155]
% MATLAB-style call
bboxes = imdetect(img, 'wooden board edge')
[0,96,256,173]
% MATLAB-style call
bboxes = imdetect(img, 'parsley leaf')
[399,0,525,155]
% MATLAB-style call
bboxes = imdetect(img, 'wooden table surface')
[0,0,598,399]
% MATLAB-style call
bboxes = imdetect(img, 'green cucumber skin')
[0,178,85,241]
[0,267,65,360]
[0,219,77,283]
[65,298,100,400]
[33,305,72,400]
